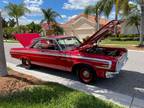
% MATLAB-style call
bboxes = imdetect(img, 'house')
[60,14,139,38]
[121,22,139,34]
[41,14,139,40]
[41,14,108,40]
[60,14,108,40]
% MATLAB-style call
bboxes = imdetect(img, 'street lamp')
[0,10,8,76]
[139,0,144,46]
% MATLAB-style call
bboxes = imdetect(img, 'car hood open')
[79,20,123,48]
[15,33,40,47]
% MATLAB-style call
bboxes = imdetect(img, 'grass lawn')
[0,82,123,108]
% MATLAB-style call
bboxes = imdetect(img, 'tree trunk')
[136,25,140,35]
[114,14,118,36]
[0,12,8,76]
[95,15,100,31]
[114,0,119,36]
[16,17,20,33]
[139,4,144,46]
[47,22,51,30]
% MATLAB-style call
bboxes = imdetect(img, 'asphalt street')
[4,43,144,100]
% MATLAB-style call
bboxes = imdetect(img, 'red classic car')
[10,20,128,83]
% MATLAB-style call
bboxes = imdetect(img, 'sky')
[0,0,116,25]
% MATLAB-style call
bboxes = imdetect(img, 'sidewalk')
[7,62,144,108]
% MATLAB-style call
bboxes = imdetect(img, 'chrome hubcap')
[25,60,29,65]
[83,70,90,78]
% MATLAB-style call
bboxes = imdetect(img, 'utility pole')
[0,11,8,76]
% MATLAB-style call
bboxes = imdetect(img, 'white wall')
[121,23,139,34]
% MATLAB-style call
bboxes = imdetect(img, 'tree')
[2,18,8,28]
[130,0,144,45]
[5,3,30,32]
[126,13,140,34]
[52,24,64,35]
[27,22,42,33]
[41,8,61,31]
[125,4,140,34]
[84,4,101,30]
[139,0,144,46]
[0,12,8,76]
[94,0,129,20]
[8,18,16,27]
[90,0,129,34]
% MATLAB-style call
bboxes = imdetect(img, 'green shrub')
[109,34,140,41]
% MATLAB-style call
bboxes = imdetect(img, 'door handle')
[59,58,66,60]
[41,50,45,52]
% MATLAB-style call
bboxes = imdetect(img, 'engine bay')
[85,46,120,57]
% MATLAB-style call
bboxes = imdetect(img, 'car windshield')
[57,37,81,50]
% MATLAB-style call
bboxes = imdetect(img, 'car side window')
[33,39,60,50]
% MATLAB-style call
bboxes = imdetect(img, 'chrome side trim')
[11,50,112,69]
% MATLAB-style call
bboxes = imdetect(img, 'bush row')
[109,34,140,41]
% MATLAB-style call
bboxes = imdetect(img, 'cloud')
[2,0,8,4]
[0,0,43,25]
[24,0,43,17]
[19,16,41,25]
[1,10,41,25]
[1,10,8,18]
[68,15,78,21]
[61,15,67,19]
[63,0,99,10]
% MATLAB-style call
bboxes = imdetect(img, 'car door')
[29,38,67,71]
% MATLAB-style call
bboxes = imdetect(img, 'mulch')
[0,70,42,95]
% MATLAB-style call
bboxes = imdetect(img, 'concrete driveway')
[4,43,144,101]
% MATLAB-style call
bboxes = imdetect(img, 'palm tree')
[27,22,42,33]
[126,13,140,34]
[125,4,140,34]
[139,0,144,46]
[92,0,129,34]
[41,8,61,31]
[129,0,144,45]
[84,4,101,30]
[5,3,29,32]
[0,12,8,76]
[2,18,8,28]
[52,24,64,35]
[8,18,16,27]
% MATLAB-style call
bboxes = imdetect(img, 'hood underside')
[79,20,123,48]
[15,33,40,47]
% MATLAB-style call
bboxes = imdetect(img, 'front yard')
[0,69,123,108]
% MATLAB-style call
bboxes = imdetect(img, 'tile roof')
[41,14,109,29]
[60,14,109,28]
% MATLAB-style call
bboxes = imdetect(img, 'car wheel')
[77,65,96,84]
[22,59,32,69]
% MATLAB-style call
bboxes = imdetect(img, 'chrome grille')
[116,53,128,72]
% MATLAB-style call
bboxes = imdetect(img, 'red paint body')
[10,20,128,79]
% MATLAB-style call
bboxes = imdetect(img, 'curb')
[7,62,144,108]
[128,50,144,53]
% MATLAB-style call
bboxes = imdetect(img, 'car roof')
[46,35,76,39]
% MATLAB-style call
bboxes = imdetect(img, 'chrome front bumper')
[116,53,128,72]
[105,71,120,78]
[106,53,128,78]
